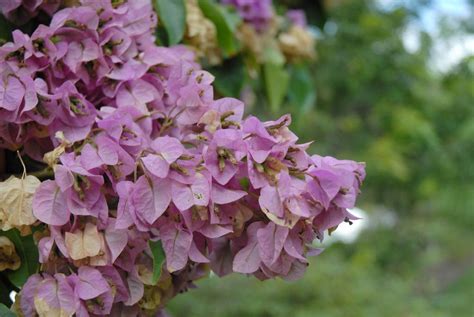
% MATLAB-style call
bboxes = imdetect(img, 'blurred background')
[168,0,474,316]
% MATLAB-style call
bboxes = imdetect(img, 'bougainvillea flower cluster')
[0,0,365,315]
[0,0,62,25]
[221,0,273,32]
[217,0,316,68]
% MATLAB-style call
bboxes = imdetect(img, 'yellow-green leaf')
[149,239,166,285]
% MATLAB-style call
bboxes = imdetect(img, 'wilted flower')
[65,222,104,263]
[0,236,21,271]
[279,25,316,62]
[236,23,265,63]
[184,0,221,65]
[0,175,41,234]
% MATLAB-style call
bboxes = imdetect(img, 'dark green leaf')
[155,25,169,46]
[210,57,246,97]
[149,239,166,285]
[154,0,186,46]
[0,15,14,43]
[0,277,12,307]
[198,0,241,57]
[0,303,15,317]
[0,230,39,288]
[263,62,289,113]
[288,65,317,113]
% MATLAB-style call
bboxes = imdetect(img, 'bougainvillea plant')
[0,0,365,316]
[180,0,317,112]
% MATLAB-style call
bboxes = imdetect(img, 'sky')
[379,0,474,72]
[324,207,369,244]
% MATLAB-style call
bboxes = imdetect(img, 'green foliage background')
[168,0,474,316]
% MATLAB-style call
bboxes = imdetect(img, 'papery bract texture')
[0,0,365,315]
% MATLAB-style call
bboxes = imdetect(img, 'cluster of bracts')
[0,0,364,316]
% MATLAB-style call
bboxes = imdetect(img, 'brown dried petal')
[0,236,21,271]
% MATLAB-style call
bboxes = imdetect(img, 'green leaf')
[210,57,245,97]
[198,0,241,57]
[262,47,286,66]
[288,65,316,113]
[0,303,15,317]
[149,239,166,285]
[155,25,169,46]
[239,177,250,191]
[154,0,186,46]
[0,230,39,288]
[0,277,12,307]
[263,62,289,113]
[0,15,14,43]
